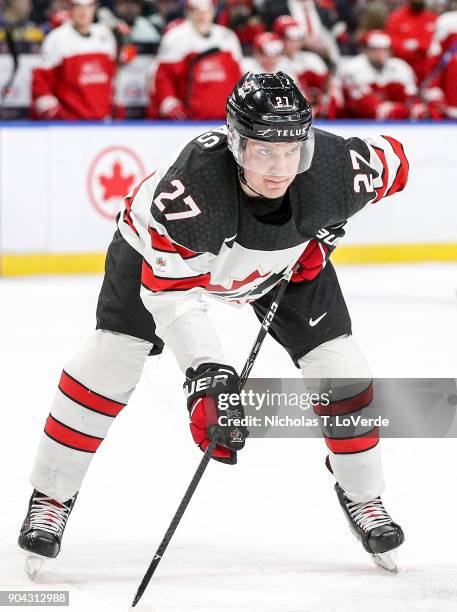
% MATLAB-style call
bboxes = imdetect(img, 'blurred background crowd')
[1,0,457,120]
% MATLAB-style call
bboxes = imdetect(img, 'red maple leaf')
[99,160,135,200]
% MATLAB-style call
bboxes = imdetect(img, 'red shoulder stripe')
[148,227,199,259]
[372,146,389,203]
[123,171,156,236]
[382,136,409,196]
[123,210,139,236]
[141,259,210,292]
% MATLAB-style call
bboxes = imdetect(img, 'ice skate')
[18,489,77,578]
[335,483,404,573]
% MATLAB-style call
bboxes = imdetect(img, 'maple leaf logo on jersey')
[155,256,167,269]
[99,161,135,201]
[207,267,287,302]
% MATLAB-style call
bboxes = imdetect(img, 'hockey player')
[31,0,121,120]
[19,72,407,576]
[147,0,243,120]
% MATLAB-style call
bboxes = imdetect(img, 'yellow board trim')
[332,243,457,264]
[1,244,457,276]
[1,253,107,276]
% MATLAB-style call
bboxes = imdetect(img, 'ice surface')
[1,264,456,611]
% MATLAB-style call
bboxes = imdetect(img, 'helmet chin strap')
[238,166,266,199]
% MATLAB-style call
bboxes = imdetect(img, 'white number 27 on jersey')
[154,180,201,221]
[350,149,374,193]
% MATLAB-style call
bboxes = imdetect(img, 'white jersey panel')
[39,22,116,69]
[340,54,417,96]
[157,20,242,63]
[291,51,328,77]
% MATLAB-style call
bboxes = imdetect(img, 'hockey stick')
[131,269,293,608]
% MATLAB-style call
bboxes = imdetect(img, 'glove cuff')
[185,362,238,379]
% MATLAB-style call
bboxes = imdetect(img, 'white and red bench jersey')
[427,11,457,116]
[116,126,409,371]
[428,10,457,59]
[149,20,243,120]
[31,21,117,120]
[290,50,329,92]
[339,53,417,119]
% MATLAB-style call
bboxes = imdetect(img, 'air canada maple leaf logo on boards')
[87,146,146,220]
[99,162,135,201]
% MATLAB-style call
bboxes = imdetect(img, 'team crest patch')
[155,256,167,269]
[230,428,243,443]
[238,79,256,99]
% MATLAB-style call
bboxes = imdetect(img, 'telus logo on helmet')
[256,127,307,138]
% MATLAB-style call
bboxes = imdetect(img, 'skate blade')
[370,549,399,573]
[25,554,45,580]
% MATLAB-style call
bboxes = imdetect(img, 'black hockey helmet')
[226,71,314,175]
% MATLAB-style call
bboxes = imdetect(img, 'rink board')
[0,120,456,275]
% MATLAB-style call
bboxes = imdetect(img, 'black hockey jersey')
[117,126,408,371]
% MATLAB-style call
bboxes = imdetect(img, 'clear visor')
[229,128,315,177]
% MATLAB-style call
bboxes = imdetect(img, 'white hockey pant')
[299,334,384,503]
[31,331,382,504]
[30,330,153,502]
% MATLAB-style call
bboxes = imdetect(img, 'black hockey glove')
[184,363,249,465]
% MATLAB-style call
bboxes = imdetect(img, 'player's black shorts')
[96,230,164,355]
[96,231,351,364]
[251,263,352,367]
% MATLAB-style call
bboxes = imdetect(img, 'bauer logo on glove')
[184,363,250,465]
[183,371,230,396]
